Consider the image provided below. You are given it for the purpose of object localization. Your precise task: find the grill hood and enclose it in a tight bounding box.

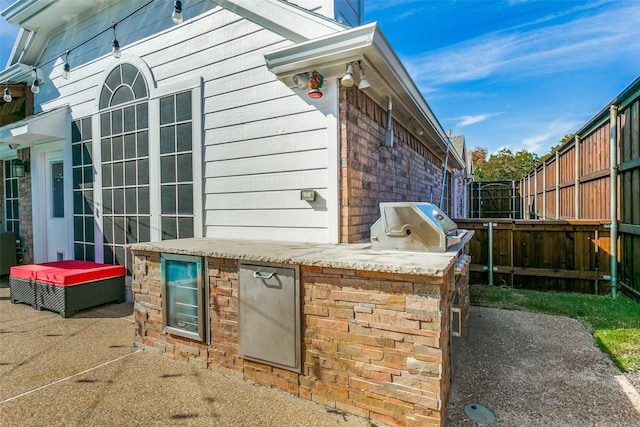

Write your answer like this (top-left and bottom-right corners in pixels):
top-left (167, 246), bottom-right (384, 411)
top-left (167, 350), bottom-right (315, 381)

top-left (370, 202), bottom-right (467, 252)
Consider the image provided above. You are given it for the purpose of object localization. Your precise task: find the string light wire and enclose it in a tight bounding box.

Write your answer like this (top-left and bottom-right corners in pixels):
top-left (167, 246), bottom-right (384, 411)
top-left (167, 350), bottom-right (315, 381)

top-left (1, 0), bottom-right (156, 88)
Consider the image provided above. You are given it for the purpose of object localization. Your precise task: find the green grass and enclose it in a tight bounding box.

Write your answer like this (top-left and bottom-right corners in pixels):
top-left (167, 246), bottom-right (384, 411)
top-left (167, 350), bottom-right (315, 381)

top-left (469, 284), bottom-right (640, 372)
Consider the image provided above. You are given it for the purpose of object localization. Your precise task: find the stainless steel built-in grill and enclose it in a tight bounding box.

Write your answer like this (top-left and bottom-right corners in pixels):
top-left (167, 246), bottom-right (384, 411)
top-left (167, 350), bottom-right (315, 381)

top-left (370, 202), bottom-right (467, 252)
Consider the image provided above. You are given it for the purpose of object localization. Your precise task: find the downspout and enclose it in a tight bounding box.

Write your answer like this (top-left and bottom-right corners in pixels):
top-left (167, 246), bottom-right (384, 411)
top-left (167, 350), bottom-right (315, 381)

top-left (453, 169), bottom-right (465, 218)
top-left (439, 130), bottom-right (452, 209)
top-left (384, 97), bottom-right (394, 147)
top-left (608, 105), bottom-right (618, 298)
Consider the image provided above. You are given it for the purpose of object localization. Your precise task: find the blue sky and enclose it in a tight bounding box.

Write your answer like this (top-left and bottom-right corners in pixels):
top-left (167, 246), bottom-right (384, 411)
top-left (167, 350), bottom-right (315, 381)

top-left (1, 0), bottom-right (639, 156)
top-left (364, 0), bottom-right (640, 155)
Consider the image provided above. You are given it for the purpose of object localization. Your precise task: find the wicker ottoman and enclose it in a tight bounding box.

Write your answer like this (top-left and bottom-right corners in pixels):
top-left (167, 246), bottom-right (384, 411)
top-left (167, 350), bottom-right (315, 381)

top-left (9, 264), bottom-right (56, 308)
top-left (10, 261), bottom-right (125, 317)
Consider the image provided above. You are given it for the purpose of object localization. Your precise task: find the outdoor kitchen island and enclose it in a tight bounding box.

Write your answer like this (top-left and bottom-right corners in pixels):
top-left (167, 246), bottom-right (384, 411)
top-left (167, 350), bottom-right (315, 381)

top-left (128, 235), bottom-right (472, 427)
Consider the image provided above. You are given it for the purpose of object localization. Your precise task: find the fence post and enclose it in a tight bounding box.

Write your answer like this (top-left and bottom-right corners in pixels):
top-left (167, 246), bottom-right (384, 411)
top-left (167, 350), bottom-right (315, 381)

top-left (484, 222), bottom-right (496, 285)
top-left (574, 134), bottom-right (580, 219)
top-left (542, 162), bottom-right (547, 219)
top-left (608, 105), bottom-right (618, 298)
top-left (556, 150), bottom-right (560, 219)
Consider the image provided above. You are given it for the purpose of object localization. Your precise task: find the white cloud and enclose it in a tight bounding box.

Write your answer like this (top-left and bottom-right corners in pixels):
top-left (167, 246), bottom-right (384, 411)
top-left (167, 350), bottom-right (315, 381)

top-left (510, 119), bottom-right (582, 155)
top-left (406, 2), bottom-right (640, 85)
top-left (455, 113), bottom-right (502, 128)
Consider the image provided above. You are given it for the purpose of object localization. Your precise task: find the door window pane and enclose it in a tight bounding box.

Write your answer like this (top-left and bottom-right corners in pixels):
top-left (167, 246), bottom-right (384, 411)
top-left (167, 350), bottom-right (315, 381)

top-left (52, 161), bottom-right (64, 218)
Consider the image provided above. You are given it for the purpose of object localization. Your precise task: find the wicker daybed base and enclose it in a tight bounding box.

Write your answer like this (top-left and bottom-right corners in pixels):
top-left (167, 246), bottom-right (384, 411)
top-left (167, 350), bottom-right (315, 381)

top-left (9, 277), bottom-right (37, 308)
top-left (36, 276), bottom-right (125, 318)
top-left (9, 261), bottom-right (125, 318)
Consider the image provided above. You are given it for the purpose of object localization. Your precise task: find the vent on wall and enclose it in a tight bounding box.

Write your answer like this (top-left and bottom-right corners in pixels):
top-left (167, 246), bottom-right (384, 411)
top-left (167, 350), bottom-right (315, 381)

top-left (0, 232), bottom-right (17, 275)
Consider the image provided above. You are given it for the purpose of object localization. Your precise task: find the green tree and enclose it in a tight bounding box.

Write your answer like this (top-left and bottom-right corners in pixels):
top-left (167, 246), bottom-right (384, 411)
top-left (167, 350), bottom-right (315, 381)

top-left (473, 148), bottom-right (539, 181)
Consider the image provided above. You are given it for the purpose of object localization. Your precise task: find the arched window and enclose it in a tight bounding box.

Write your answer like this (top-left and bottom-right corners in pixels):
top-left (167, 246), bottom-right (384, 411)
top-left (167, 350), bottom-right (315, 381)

top-left (99, 64), bottom-right (149, 273)
top-left (99, 63), bottom-right (148, 109)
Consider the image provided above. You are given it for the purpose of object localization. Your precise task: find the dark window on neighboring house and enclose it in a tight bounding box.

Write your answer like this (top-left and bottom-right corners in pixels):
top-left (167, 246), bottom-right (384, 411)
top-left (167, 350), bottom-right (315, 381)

top-left (3, 161), bottom-right (19, 237)
top-left (72, 117), bottom-right (95, 261)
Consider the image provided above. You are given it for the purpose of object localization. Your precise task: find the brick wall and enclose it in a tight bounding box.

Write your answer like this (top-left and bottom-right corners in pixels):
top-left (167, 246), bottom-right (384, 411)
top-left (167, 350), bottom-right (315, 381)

top-left (17, 148), bottom-right (33, 265)
top-left (340, 87), bottom-right (444, 243)
top-left (132, 250), bottom-right (462, 427)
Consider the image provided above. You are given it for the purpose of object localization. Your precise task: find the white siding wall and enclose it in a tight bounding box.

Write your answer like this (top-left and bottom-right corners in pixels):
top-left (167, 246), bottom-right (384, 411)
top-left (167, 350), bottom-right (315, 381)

top-left (36, 1), bottom-right (339, 244)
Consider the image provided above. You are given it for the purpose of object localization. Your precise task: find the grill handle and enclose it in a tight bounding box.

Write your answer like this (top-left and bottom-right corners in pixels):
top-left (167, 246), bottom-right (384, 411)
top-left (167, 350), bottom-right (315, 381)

top-left (385, 224), bottom-right (412, 237)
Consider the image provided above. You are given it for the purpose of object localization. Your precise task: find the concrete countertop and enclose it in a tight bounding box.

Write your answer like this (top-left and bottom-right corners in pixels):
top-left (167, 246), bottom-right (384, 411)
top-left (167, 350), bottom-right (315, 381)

top-left (128, 232), bottom-right (473, 277)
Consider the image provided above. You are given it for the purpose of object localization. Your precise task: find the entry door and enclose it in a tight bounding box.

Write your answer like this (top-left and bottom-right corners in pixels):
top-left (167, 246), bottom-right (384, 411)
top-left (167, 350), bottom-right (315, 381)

top-left (45, 152), bottom-right (68, 261)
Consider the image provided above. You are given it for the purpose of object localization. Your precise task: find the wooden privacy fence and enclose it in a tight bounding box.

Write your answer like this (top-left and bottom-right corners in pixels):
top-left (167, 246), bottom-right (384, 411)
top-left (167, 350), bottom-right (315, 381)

top-left (518, 76), bottom-right (640, 296)
top-left (455, 219), bottom-right (612, 294)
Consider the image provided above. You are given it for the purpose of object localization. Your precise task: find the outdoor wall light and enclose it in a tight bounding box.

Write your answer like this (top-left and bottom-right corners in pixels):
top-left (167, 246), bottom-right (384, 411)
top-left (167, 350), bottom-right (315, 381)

top-left (172, 1), bottom-right (183, 24)
top-left (340, 63), bottom-right (355, 88)
top-left (12, 159), bottom-right (29, 178)
top-left (3, 84), bottom-right (10, 103)
top-left (112, 23), bottom-right (121, 58)
top-left (292, 73), bottom-right (308, 89)
top-left (307, 70), bottom-right (324, 99)
top-left (358, 62), bottom-right (370, 90)
top-left (63, 50), bottom-right (71, 79)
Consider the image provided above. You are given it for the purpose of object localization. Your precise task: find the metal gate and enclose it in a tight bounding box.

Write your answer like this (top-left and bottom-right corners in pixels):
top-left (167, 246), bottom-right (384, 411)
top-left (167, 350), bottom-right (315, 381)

top-left (469, 181), bottom-right (522, 219)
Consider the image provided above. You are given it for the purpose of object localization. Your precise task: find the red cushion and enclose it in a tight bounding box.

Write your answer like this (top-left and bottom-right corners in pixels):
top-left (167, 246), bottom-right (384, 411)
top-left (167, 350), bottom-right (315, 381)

top-left (10, 264), bottom-right (55, 280)
top-left (11, 261), bottom-right (125, 286)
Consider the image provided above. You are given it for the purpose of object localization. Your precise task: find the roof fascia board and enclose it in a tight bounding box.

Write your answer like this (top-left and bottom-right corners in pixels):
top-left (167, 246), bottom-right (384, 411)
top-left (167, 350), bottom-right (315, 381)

top-left (210, 0), bottom-right (346, 42)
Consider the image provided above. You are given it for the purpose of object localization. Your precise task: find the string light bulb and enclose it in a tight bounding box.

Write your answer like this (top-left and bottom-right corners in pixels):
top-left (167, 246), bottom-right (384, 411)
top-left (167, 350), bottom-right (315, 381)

top-left (111, 23), bottom-right (121, 58)
top-left (31, 69), bottom-right (40, 94)
top-left (63, 50), bottom-right (71, 79)
top-left (172, 1), bottom-right (183, 24)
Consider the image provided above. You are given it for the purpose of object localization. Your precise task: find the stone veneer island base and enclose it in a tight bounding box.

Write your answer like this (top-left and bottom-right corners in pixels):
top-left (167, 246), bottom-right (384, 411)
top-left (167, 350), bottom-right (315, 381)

top-left (129, 237), bottom-right (471, 427)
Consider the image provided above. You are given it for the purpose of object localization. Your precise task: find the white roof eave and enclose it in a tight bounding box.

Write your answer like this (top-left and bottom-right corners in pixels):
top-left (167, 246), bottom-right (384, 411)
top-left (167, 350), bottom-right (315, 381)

top-left (264, 23), bottom-right (464, 170)
top-left (0, 105), bottom-right (69, 147)
top-left (0, 63), bottom-right (35, 84)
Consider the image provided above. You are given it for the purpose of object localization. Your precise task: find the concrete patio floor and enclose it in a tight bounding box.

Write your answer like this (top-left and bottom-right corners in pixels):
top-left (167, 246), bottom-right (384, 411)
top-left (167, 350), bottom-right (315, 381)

top-left (0, 283), bottom-right (369, 427)
top-left (2, 280), bottom-right (639, 426)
